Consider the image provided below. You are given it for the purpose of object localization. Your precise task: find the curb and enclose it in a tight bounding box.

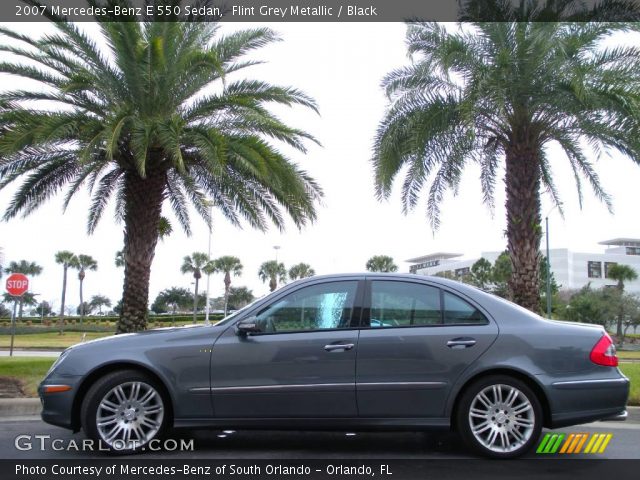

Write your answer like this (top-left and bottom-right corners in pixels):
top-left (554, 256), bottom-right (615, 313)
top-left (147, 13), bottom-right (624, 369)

top-left (0, 398), bottom-right (41, 417)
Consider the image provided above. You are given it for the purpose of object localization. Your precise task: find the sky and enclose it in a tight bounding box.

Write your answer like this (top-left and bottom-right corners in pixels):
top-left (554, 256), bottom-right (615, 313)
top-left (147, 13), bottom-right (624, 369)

top-left (1, 22), bottom-right (640, 312)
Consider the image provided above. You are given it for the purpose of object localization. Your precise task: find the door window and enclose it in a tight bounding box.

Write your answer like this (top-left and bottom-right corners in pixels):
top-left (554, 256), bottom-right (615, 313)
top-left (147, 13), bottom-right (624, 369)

top-left (255, 281), bottom-right (358, 333)
top-left (443, 291), bottom-right (488, 325)
top-left (370, 281), bottom-right (441, 327)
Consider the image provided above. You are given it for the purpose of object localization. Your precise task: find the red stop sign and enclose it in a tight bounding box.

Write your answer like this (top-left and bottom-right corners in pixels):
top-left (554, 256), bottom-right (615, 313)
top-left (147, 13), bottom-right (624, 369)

top-left (5, 273), bottom-right (29, 297)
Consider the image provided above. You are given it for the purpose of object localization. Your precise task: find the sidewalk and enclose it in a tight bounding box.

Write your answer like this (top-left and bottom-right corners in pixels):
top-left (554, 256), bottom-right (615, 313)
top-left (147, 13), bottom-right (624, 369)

top-left (0, 349), bottom-right (62, 357)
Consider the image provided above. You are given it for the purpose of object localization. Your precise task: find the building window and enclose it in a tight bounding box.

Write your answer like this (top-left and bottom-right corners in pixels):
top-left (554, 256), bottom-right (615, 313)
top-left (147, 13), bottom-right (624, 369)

top-left (626, 247), bottom-right (640, 256)
top-left (588, 261), bottom-right (602, 279)
top-left (455, 267), bottom-right (470, 278)
top-left (605, 262), bottom-right (617, 279)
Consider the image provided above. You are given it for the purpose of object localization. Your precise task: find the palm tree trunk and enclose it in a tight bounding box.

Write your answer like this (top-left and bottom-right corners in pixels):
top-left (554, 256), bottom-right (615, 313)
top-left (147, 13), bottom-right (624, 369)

top-left (58, 266), bottom-right (67, 335)
top-left (79, 277), bottom-right (84, 327)
top-left (270, 276), bottom-right (276, 292)
top-left (118, 169), bottom-right (166, 333)
top-left (193, 278), bottom-right (199, 324)
top-left (224, 272), bottom-right (231, 316)
top-left (505, 144), bottom-right (542, 313)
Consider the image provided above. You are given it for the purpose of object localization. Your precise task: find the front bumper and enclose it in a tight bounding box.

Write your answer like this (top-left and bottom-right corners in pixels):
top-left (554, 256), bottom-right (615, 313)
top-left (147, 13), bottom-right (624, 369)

top-left (38, 376), bottom-right (82, 430)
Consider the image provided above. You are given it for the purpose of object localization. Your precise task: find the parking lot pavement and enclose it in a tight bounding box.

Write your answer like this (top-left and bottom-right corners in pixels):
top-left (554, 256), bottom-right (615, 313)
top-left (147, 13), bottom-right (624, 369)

top-left (0, 419), bottom-right (638, 460)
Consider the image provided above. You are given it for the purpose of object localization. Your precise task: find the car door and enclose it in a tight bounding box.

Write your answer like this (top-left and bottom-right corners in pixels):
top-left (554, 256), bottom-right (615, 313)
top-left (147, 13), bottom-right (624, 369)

top-left (356, 279), bottom-right (498, 418)
top-left (210, 278), bottom-right (363, 418)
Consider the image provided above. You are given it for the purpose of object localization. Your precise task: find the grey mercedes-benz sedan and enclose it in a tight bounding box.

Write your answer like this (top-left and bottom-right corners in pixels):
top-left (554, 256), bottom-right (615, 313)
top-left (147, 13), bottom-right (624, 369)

top-left (39, 273), bottom-right (629, 458)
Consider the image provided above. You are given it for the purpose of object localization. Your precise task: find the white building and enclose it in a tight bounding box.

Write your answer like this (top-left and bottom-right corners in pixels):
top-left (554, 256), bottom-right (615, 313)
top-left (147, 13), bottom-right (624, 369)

top-left (406, 238), bottom-right (640, 294)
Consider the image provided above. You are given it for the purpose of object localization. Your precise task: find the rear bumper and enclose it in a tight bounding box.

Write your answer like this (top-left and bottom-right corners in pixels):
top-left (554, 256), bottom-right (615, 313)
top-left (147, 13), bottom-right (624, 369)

top-left (542, 374), bottom-right (630, 428)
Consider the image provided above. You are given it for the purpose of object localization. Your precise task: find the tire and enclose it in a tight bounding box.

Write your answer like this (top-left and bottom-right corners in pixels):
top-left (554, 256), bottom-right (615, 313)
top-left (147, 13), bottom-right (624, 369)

top-left (81, 369), bottom-right (168, 454)
top-left (456, 375), bottom-right (542, 459)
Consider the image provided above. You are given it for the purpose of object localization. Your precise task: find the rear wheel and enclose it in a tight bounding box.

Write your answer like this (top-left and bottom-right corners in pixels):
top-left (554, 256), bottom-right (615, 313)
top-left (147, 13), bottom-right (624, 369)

top-left (81, 370), bottom-right (167, 454)
top-left (456, 375), bottom-right (542, 458)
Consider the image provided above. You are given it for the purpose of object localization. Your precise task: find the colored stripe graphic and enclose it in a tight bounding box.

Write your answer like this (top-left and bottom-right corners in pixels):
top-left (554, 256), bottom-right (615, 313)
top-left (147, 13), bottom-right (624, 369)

top-left (537, 433), bottom-right (566, 453)
top-left (537, 433), bottom-right (612, 454)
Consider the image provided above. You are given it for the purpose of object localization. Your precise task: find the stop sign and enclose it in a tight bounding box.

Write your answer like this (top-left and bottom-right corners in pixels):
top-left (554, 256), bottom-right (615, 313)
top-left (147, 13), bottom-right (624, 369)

top-left (5, 273), bottom-right (29, 297)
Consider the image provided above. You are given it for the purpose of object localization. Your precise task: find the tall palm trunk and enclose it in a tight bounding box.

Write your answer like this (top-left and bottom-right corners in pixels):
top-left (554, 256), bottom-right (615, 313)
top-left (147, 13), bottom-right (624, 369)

top-left (616, 281), bottom-right (625, 341)
top-left (193, 276), bottom-right (200, 324)
top-left (58, 266), bottom-right (68, 335)
top-left (118, 168), bottom-right (166, 333)
top-left (505, 143), bottom-right (542, 312)
top-left (269, 276), bottom-right (277, 292)
top-left (78, 269), bottom-right (85, 326)
top-left (224, 271), bottom-right (231, 316)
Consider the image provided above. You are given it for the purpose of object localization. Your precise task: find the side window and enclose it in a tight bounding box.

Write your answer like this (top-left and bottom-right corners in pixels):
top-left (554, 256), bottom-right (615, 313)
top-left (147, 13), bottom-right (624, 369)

top-left (443, 291), bottom-right (488, 325)
top-left (370, 281), bottom-right (441, 327)
top-left (255, 281), bottom-right (358, 333)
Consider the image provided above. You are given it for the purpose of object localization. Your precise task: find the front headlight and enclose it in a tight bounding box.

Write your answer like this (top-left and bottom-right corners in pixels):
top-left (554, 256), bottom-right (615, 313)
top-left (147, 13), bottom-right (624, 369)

top-left (45, 349), bottom-right (71, 378)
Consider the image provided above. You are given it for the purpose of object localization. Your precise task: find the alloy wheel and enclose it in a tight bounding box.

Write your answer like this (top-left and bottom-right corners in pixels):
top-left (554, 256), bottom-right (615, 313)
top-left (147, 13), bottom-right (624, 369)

top-left (467, 383), bottom-right (535, 454)
top-left (96, 381), bottom-right (164, 450)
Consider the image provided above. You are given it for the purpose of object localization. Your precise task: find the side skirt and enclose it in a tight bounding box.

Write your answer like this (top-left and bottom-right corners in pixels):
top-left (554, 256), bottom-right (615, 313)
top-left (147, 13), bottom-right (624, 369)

top-left (172, 417), bottom-right (451, 431)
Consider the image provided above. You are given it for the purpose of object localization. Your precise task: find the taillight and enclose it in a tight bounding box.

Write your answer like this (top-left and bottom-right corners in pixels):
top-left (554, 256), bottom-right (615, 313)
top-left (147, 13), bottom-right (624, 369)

top-left (590, 333), bottom-right (618, 367)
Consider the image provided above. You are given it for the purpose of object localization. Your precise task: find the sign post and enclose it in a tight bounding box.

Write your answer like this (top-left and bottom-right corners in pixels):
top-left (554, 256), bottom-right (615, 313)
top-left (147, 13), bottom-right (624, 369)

top-left (5, 273), bottom-right (29, 357)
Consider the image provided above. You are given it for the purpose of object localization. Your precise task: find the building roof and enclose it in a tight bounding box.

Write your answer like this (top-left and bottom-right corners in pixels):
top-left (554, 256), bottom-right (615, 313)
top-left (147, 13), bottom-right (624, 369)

top-left (598, 238), bottom-right (640, 247)
top-left (405, 253), bottom-right (463, 264)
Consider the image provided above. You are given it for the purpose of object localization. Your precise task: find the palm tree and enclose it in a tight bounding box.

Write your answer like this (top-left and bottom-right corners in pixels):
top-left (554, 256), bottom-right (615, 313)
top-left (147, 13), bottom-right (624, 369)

top-left (89, 294), bottom-right (112, 315)
top-left (288, 263), bottom-right (316, 281)
top-left (366, 255), bottom-right (398, 273)
top-left (4, 260), bottom-right (43, 319)
top-left (258, 261), bottom-right (287, 292)
top-left (181, 252), bottom-right (213, 323)
top-left (54, 251), bottom-right (77, 334)
top-left (608, 264), bottom-right (639, 340)
top-left (0, 5), bottom-right (322, 333)
top-left (71, 254), bottom-right (97, 326)
top-left (373, 21), bottom-right (640, 312)
top-left (211, 256), bottom-right (243, 316)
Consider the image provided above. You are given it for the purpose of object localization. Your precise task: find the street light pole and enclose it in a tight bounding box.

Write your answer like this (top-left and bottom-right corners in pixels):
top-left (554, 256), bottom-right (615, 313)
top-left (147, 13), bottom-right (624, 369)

top-left (274, 245), bottom-right (281, 262)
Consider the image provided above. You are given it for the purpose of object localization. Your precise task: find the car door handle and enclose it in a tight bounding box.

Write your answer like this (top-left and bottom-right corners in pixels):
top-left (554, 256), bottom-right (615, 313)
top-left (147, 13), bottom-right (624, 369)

top-left (324, 343), bottom-right (355, 352)
top-left (446, 338), bottom-right (476, 348)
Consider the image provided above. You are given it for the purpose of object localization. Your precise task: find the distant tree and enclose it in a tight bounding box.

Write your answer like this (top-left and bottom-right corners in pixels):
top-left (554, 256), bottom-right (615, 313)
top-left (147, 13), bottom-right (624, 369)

top-left (72, 254), bottom-right (98, 325)
top-left (4, 260), bottom-right (43, 320)
top-left (0, 303), bottom-right (10, 317)
top-left (288, 263), bottom-right (316, 281)
top-left (562, 285), bottom-right (622, 330)
top-left (210, 256), bottom-right (243, 316)
top-left (607, 264), bottom-right (639, 342)
top-left (36, 301), bottom-right (52, 318)
top-left (113, 299), bottom-right (123, 315)
top-left (469, 258), bottom-right (493, 290)
top-left (114, 250), bottom-right (124, 268)
top-left (181, 253), bottom-right (213, 323)
top-left (55, 251), bottom-right (77, 335)
top-left (90, 295), bottom-right (112, 315)
top-left (226, 286), bottom-right (255, 310)
top-left (366, 255), bottom-right (398, 273)
top-left (152, 287), bottom-right (194, 316)
top-left (76, 302), bottom-right (93, 316)
top-left (259, 261), bottom-right (287, 292)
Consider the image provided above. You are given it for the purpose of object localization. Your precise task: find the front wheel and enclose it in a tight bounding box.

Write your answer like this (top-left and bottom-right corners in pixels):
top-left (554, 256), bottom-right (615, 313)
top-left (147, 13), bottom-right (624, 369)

top-left (456, 375), bottom-right (542, 458)
top-left (81, 370), bottom-right (168, 454)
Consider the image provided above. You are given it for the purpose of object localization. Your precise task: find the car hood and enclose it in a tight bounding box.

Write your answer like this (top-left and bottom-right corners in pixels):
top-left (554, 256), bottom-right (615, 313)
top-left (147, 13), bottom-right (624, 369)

top-left (67, 324), bottom-right (218, 350)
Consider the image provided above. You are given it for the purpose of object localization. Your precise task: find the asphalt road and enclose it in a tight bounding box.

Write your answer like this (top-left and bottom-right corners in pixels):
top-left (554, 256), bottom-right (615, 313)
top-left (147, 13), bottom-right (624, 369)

top-left (0, 418), bottom-right (637, 459)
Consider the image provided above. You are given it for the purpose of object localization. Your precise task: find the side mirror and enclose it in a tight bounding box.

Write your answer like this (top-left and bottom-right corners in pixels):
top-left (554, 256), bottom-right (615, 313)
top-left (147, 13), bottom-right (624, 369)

top-left (236, 317), bottom-right (261, 336)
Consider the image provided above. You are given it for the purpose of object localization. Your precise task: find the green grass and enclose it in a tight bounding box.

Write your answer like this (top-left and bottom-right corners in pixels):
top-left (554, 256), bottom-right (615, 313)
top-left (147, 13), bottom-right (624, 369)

top-left (620, 363), bottom-right (640, 406)
top-left (0, 357), bottom-right (56, 396)
top-left (0, 332), bottom-right (113, 349)
top-left (1, 357), bottom-right (639, 405)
